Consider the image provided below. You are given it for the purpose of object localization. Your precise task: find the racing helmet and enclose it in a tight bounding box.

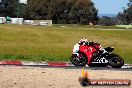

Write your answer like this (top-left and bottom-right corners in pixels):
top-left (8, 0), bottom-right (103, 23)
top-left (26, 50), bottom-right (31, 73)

top-left (78, 38), bottom-right (88, 45)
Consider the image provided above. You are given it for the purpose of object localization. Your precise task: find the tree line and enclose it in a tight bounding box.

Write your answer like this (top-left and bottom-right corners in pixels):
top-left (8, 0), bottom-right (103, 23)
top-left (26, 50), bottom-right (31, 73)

top-left (0, 0), bottom-right (98, 24)
top-left (0, 0), bottom-right (131, 25)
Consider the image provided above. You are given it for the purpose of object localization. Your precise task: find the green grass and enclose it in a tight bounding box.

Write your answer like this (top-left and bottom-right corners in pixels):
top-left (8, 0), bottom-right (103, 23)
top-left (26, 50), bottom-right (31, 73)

top-left (0, 24), bottom-right (132, 63)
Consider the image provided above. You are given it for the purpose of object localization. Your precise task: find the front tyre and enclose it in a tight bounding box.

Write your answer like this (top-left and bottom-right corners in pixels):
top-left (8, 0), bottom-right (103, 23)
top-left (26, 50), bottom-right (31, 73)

top-left (70, 54), bottom-right (87, 66)
top-left (108, 54), bottom-right (124, 68)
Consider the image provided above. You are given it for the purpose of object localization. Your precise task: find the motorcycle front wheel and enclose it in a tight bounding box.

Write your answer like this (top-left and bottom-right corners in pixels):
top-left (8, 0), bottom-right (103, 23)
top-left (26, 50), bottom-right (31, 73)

top-left (70, 53), bottom-right (87, 66)
top-left (108, 53), bottom-right (124, 68)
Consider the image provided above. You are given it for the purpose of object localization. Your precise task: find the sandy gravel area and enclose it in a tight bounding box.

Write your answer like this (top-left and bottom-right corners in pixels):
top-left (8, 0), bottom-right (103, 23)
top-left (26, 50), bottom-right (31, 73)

top-left (0, 66), bottom-right (131, 88)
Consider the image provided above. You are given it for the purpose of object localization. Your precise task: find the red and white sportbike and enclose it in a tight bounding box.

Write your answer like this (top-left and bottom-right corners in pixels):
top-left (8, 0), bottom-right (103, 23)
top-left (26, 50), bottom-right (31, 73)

top-left (70, 42), bottom-right (124, 68)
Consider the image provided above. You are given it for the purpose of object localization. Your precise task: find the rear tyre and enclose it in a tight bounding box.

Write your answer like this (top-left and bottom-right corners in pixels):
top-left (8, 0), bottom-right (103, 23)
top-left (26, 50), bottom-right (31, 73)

top-left (108, 54), bottom-right (124, 68)
top-left (70, 53), bottom-right (87, 66)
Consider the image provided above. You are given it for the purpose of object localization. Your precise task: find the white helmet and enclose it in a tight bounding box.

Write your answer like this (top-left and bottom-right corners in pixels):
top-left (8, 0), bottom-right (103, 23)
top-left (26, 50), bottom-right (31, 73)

top-left (78, 38), bottom-right (88, 45)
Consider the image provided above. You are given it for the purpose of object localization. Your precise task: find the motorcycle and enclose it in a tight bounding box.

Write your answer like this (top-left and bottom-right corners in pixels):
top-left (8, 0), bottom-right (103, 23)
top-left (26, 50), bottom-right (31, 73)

top-left (70, 42), bottom-right (124, 68)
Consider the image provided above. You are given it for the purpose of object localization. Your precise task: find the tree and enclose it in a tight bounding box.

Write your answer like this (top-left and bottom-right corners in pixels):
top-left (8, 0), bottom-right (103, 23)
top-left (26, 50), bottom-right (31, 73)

top-left (69, 0), bottom-right (98, 24)
top-left (117, 0), bottom-right (132, 24)
top-left (0, 0), bottom-right (27, 17)
top-left (0, 0), bottom-right (17, 17)
top-left (22, 0), bottom-right (49, 20)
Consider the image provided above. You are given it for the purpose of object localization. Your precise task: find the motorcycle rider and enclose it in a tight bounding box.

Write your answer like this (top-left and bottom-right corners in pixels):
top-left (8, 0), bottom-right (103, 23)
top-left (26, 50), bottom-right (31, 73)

top-left (72, 38), bottom-right (88, 56)
top-left (72, 38), bottom-right (107, 57)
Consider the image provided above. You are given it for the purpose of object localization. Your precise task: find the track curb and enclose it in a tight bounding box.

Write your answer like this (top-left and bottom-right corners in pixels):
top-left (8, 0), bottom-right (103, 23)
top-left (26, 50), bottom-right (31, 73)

top-left (0, 60), bottom-right (72, 66)
top-left (0, 60), bottom-right (132, 68)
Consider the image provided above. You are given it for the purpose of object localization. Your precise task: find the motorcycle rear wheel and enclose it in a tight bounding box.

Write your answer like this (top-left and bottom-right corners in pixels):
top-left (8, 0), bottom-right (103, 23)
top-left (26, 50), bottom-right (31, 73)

top-left (108, 53), bottom-right (124, 68)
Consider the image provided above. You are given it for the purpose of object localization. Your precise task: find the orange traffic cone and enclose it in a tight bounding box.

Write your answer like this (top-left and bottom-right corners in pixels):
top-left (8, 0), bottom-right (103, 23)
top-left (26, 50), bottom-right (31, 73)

top-left (81, 67), bottom-right (88, 77)
top-left (79, 67), bottom-right (91, 86)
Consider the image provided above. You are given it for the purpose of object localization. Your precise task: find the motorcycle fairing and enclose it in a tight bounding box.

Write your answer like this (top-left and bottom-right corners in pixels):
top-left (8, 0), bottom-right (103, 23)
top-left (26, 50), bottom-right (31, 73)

top-left (79, 45), bottom-right (97, 64)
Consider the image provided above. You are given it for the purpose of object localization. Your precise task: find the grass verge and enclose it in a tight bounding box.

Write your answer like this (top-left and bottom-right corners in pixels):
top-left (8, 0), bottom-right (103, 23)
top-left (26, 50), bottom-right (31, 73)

top-left (0, 24), bottom-right (132, 64)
